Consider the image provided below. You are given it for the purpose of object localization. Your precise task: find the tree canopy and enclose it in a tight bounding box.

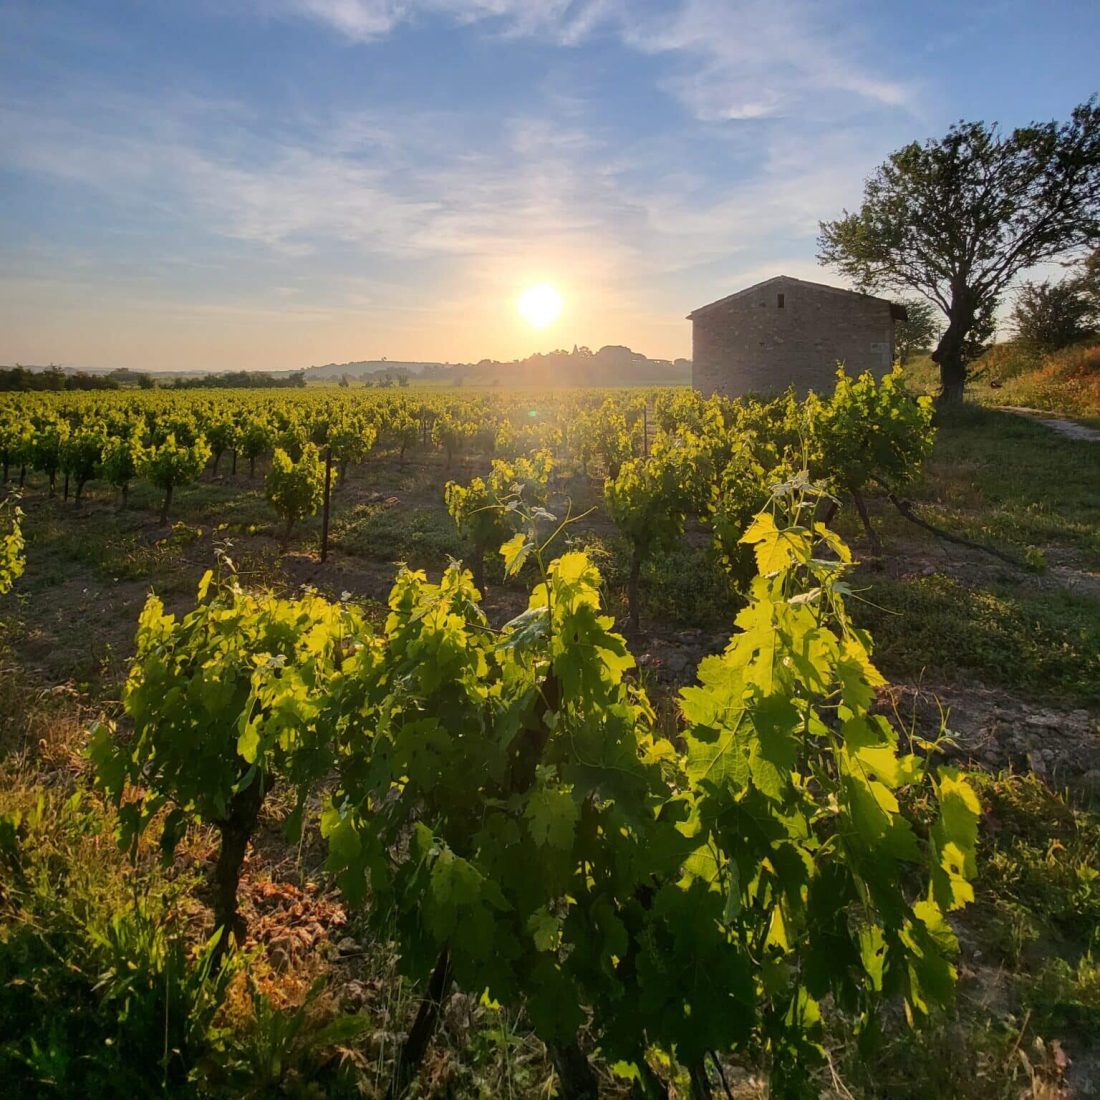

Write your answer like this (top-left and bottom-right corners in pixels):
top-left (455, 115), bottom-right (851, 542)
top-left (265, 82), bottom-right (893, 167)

top-left (819, 99), bottom-right (1100, 401)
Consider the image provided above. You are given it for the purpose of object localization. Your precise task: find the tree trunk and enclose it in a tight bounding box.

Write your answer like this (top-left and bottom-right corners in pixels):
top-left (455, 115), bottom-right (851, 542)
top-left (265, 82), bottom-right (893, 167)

top-left (48, 471), bottom-right (56, 498)
top-left (687, 1060), bottom-right (711, 1099)
top-left (281, 514), bottom-right (294, 552)
top-left (231, 449), bottom-right (238, 475)
top-left (63, 473), bottom-right (69, 501)
top-left (386, 947), bottom-right (453, 1100)
top-left (850, 487), bottom-right (882, 556)
top-left (75, 479), bottom-right (86, 504)
top-left (2, 459), bottom-right (7, 483)
top-left (19, 465), bottom-right (26, 488)
top-left (249, 455), bottom-right (256, 479)
top-left (548, 1041), bottom-right (599, 1100)
top-left (211, 772), bottom-right (269, 965)
top-left (121, 483), bottom-right (129, 509)
top-left (212, 450), bottom-right (221, 477)
top-left (931, 290), bottom-right (975, 405)
top-left (627, 545), bottom-right (642, 637)
top-left (160, 483), bottom-right (173, 524)
top-left (935, 344), bottom-right (967, 405)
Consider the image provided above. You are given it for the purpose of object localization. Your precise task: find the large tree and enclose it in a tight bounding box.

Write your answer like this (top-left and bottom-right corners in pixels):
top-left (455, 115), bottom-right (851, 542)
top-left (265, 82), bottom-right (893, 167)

top-left (819, 99), bottom-right (1100, 402)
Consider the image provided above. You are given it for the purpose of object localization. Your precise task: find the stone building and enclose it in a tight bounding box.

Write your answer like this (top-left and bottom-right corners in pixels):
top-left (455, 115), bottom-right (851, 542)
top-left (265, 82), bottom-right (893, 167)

top-left (689, 275), bottom-right (906, 397)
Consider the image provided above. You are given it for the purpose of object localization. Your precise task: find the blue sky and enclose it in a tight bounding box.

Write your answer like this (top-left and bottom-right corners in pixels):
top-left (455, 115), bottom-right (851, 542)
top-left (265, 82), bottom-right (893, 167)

top-left (2, 0), bottom-right (1098, 371)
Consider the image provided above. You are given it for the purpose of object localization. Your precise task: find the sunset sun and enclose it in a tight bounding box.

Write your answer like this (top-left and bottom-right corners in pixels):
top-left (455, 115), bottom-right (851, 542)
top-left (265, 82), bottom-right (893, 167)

top-left (517, 283), bottom-right (563, 329)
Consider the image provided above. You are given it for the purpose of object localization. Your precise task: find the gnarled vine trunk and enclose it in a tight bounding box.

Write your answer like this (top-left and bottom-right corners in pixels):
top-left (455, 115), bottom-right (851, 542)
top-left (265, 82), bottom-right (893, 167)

top-left (386, 947), bottom-right (453, 1100)
top-left (548, 1042), bottom-right (599, 1100)
top-left (627, 544), bottom-right (642, 637)
top-left (211, 771), bottom-right (270, 964)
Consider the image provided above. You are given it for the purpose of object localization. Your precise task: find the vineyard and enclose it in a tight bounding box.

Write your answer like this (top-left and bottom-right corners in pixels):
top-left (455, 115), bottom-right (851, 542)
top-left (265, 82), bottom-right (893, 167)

top-left (1, 376), bottom-right (1098, 1098)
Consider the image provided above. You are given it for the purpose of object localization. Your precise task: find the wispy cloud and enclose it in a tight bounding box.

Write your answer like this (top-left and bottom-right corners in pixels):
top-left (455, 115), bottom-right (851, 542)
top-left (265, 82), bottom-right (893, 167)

top-left (262, 0), bottom-right (913, 120)
top-left (254, 0), bottom-right (595, 42)
top-left (620, 0), bottom-right (910, 120)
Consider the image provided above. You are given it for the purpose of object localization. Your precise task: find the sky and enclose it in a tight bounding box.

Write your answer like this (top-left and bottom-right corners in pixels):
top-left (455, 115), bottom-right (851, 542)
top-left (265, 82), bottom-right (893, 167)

top-left (2, 0), bottom-right (1098, 372)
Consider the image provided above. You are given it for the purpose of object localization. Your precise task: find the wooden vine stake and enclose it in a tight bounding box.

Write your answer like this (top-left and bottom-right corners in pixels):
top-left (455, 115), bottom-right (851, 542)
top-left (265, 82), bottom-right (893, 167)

top-left (320, 446), bottom-right (333, 562)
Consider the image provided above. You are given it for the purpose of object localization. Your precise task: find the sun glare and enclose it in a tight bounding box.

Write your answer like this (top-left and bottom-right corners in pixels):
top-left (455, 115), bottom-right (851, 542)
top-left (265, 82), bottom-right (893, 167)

top-left (517, 283), bottom-right (563, 329)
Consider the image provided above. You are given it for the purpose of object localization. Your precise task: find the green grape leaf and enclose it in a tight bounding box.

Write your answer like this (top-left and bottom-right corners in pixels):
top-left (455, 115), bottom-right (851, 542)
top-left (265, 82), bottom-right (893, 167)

top-left (527, 908), bottom-right (562, 952)
top-left (525, 786), bottom-right (579, 850)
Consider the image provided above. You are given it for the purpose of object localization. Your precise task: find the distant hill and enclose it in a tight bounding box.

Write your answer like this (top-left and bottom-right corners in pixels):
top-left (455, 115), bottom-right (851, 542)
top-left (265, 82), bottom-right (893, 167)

top-left (6, 346), bottom-right (692, 388)
top-left (306, 346), bottom-right (691, 387)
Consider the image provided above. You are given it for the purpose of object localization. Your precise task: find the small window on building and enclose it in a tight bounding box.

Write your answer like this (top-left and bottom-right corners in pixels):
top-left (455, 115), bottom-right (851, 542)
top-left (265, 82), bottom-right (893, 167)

top-left (777, 293), bottom-right (785, 309)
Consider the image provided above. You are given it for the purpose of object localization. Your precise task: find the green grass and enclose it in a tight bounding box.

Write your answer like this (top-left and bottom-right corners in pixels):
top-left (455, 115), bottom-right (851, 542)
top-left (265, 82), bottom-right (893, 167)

top-left (894, 405), bottom-right (1100, 562)
top-left (852, 573), bottom-right (1100, 704)
top-left (972, 773), bottom-right (1100, 966)
top-left (331, 498), bottom-right (465, 565)
top-left (837, 403), bottom-right (1100, 704)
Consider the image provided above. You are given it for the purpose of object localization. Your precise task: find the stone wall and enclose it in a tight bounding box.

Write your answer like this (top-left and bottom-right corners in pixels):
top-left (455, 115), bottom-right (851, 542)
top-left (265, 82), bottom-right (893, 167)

top-left (691, 280), bottom-right (896, 397)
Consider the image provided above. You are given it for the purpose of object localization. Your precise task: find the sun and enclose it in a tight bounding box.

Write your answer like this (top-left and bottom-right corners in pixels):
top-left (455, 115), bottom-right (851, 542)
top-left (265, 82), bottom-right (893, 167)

top-left (517, 283), bottom-right (563, 329)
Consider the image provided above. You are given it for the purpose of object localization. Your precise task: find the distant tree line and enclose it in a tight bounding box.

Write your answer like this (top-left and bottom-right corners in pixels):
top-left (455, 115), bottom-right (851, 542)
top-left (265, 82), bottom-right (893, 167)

top-left (170, 370), bottom-right (307, 389)
top-left (0, 366), bottom-right (144, 392)
top-left (342, 369), bottom-right (409, 388)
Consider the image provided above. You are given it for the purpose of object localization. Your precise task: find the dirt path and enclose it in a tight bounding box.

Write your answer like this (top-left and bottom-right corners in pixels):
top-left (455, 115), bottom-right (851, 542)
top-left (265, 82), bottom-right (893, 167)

top-left (994, 405), bottom-right (1100, 442)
